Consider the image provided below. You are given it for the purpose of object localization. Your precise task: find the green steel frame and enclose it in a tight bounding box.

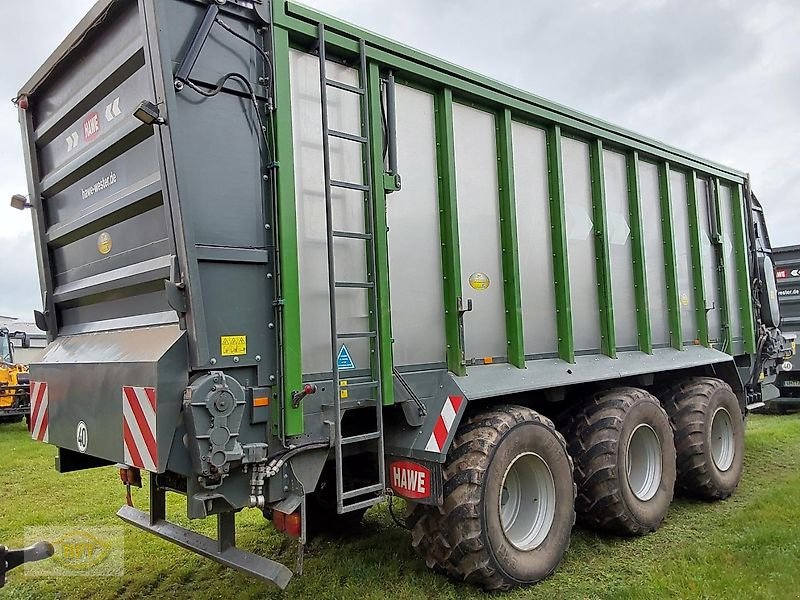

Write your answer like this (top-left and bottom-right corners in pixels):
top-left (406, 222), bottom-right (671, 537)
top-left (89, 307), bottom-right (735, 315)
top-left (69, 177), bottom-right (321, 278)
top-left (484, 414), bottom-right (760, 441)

top-left (496, 108), bottom-right (525, 368)
top-left (366, 62), bottom-right (395, 405)
top-left (712, 178), bottom-right (734, 353)
top-left (658, 162), bottom-right (683, 350)
top-left (268, 2), bottom-right (756, 429)
top-left (272, 27), bottom-right (304, 436)
top-left (731, 185), bottom-right (757, 354)
top-left (686, 170), bottom-right (710, 347)
top-left (626, 152), bottom-right (653, 354)
top-left (546, 126), bottom-right (575, 364)
top-left (434, 89), bottom-right (465, 376)
top-left (589, 140), bottom-right (616, 358)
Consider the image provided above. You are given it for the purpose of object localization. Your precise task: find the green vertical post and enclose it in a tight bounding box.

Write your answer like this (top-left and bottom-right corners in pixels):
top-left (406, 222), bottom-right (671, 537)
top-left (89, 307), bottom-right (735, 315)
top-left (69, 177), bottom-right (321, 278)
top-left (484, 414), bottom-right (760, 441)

top-left (366, 62), bottom-right (394, 405)
top-left (589, 140), bottom-right (616, 358)
top-left (545, 125), bottom-right (574, 364)
top-left (731, 184), bottom-right (757, 353)
top-left (626, 151), bottom-right (652, 354)
top-left (434, 88), bottom-right (465, 376)
top-left (496, 108), bottom-right (525, 368)
top-left (712, 178), bottom-right (733, 353)
top-left (272, 27), bottom-right (304, 435)
top-left (658, 162), bottom-right (683, 350)
top-left (686, 170), bottom-right (710, 347)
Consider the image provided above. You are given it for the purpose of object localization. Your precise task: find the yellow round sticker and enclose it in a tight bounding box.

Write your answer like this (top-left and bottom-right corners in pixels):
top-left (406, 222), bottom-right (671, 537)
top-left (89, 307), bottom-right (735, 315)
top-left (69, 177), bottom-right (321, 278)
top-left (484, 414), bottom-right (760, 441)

top-left (97, 232), bottom-right (112, 255)
top-left (469, 272), bottom-right (490, 291)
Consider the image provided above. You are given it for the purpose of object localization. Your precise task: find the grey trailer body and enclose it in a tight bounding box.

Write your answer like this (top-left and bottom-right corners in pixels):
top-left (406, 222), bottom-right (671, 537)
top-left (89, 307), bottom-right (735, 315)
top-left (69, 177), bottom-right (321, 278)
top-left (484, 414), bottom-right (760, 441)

top-left (17, 0), bottom-right (790, 591)
top-left (772, 245), bottom-right (800, 408)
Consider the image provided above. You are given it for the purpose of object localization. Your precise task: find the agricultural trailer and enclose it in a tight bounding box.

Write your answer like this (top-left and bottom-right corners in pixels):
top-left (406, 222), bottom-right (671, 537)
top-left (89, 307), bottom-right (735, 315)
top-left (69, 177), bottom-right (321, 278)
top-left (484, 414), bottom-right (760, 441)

top-left (15, 0), bottom-right (791, 591)
top-left (769, 245), bottom-right (800, 411)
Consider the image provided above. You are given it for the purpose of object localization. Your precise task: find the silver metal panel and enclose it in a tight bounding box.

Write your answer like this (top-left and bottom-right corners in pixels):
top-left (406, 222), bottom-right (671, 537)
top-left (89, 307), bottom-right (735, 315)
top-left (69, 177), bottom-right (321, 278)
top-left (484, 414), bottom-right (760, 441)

top-left (639, 161), bottom-right (670, 345)
top-left (290, 50), bottom-right (369, 374)
top-left (603, 149), bottom-right (637, 348)
top-left (387, 85), bottom-right (446, 366)
top-left (562, 137), bottom-right (600, 352)
top-left (669, 170), bottom-right (697, 342)
top-left (696, 178), bottom-right (722, 342)
top-left (512, 122), bottom-right (558, 355)
top-left (719, 184), bottom-right (743, 341)
top-left (453, 103), bottom-right (506, 360)
top-left (456, 346), bottom-right (734, 400)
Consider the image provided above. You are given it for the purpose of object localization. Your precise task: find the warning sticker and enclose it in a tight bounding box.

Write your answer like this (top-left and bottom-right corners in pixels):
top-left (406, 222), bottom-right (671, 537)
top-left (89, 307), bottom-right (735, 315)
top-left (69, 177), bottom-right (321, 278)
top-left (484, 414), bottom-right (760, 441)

top-left (221, 335), bottom-right (247, 357)
top-left (337, 345), bottom-right (356, 370)
top-left (469, 272), bottom-right (491, 291)
top-left (680, 293), bottom-right (690, 308)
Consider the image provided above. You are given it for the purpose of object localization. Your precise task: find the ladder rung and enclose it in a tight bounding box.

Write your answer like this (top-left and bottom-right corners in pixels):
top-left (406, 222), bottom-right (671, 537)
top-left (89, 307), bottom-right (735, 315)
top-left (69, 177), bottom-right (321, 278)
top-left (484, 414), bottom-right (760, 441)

top-left (329, 129), bottom-right (368, 144)
top-left (331, 180), bottom-right (370, 192)
top-left (335, 281), bottom-right (375, 289)
top-left (341, 380), bottom-right (378, 389)
top-left (341, 483), bottom-right (385, 501)
top-left (338, 331), bottom-right (377, 340)
top-left (341, 431), bottom-right (381, 445)
top-left (332, 230), bottom-right (373, 240)
top-left (340, 496), bottom-right (383, 514)
top-left (325, 78), bottom-right (366, 95)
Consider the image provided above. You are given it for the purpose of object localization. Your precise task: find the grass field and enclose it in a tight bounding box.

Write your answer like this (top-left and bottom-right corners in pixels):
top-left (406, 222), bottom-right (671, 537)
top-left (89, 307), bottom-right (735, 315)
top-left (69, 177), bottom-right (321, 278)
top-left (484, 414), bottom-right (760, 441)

top-left (1, 414), bottom-right (799, 599)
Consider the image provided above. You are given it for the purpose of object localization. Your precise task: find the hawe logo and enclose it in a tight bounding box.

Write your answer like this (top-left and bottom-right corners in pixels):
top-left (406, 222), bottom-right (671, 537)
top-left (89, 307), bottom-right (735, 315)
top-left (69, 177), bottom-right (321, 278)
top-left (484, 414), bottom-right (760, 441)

top-left (83, 111), bottom-right (101, 142)
top-left (389, 460), bottom-right (431, 500)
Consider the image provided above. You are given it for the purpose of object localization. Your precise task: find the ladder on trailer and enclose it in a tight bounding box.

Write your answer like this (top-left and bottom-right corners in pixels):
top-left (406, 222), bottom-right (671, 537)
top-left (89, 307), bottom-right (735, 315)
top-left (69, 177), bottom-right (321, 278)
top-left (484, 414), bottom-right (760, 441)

top-left (317, 24), bottom-right (386, 514)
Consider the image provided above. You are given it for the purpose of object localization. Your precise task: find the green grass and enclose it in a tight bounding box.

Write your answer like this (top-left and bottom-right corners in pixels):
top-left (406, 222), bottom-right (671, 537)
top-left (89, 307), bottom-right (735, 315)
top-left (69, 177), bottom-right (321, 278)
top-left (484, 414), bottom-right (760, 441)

top-left (1, 414), bottom-right (799, 599)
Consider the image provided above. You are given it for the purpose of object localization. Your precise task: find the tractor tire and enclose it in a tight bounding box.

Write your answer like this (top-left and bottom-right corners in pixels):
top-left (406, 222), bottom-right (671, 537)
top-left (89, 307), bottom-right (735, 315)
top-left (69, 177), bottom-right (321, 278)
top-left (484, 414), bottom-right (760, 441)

top-left (410, 405), bottom-right (575, 591)
top-left (566, 387), bottom-right (676, 536)
top-left (662, 377), bottom-right (744, 500)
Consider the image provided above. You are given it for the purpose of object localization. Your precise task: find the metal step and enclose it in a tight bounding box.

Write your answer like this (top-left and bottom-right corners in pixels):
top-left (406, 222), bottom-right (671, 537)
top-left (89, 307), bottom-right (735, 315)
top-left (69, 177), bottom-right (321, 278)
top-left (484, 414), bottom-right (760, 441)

top-left (332, 230), bottom-right (372, 240)
top-left (329, 129), bottom-right (368, 144)
top-left (335, 281), bottom-right (374, 289)
top-left (331, 179), bottom-right (370, 192)
top-left (340, 496), bottom-right (384, 514)
top-left (341, 483), bottom-right (385, 501)
top-left (747, 401), bottom-right (766, 411)
top-left (337, 331), bottom-right (377, 340)
top-left (341, 431), bottom-right (382, 445)
top-left (325, 78), bottom-right (365, 95)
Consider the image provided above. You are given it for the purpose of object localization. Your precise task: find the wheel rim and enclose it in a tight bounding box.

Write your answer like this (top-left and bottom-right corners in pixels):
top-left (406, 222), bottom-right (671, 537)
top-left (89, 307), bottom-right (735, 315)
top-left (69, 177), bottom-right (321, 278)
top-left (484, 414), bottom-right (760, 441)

top-left (499, 452), bottom-right (556, 551)
top-left (710, 407), bottom-right (735, 472)
top-left (626, 424), bottom-right (662, 502)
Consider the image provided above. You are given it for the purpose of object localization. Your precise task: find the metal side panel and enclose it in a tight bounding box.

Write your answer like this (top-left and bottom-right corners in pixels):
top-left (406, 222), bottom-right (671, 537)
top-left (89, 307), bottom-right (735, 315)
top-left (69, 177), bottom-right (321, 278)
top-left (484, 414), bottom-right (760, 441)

top-left (670, 169), bottom-right (698, 343)
top-left (562, 137), bottom-right (601, 353)
top-left (456, 346), bottom-right (735, 400)
top-left (697, 178), bottom-right (722, 343)
top-left (290, 49), bottom-right (370, 375)
top-left (30, 325), bottom-right (188, 471)
top-left (511, 121), bottom-right (558, 356)
top-left (387, 85), bottom-right (446, 367)
top-left (719, 184), bottom-right (743, 342)
top-left (640, 161), bottom-right (670, 346)
top-left (603, 148), bottom-right (637, 349)
top-left (452, 103), bottom-right (506, 361)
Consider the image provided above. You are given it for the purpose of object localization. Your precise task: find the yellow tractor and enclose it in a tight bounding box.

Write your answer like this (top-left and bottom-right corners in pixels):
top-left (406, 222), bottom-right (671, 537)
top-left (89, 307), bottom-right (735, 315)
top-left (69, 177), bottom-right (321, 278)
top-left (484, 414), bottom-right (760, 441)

top-left (0, 328), bottom-right (30, 426)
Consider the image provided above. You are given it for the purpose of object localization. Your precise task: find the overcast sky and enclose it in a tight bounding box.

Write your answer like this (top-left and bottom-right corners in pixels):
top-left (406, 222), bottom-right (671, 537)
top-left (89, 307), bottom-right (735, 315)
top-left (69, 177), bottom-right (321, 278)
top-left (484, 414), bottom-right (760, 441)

top-left (1, 0), bottom-right (798, 318)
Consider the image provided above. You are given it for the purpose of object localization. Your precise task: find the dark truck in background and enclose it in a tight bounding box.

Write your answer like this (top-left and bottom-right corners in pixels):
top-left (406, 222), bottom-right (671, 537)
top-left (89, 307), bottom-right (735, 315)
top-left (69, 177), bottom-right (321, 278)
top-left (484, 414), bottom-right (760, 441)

top-left (771, 245), bottom-right (800, 411)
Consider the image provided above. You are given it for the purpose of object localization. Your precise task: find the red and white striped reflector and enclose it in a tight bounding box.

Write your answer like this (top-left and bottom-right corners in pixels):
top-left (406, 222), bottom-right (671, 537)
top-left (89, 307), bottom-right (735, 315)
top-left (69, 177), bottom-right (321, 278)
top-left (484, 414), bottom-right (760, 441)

top-left (424, 395), bottom-right (464, 453)
top-left (29, 381), bottom-right (49, 443)
top-left (122, 386), bottom-right (157, 472)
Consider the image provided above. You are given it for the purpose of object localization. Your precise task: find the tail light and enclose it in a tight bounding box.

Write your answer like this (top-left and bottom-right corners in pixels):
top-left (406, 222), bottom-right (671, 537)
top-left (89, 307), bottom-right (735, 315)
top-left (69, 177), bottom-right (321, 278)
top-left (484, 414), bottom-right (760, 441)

top-left (272, 510), bottom-right (301, 538)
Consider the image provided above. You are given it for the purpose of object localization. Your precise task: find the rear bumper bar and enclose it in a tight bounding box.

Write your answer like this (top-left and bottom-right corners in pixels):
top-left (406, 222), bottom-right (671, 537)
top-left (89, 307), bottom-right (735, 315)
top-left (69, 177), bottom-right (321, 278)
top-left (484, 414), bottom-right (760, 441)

top-left (117, 505), bottom-right (292, 589)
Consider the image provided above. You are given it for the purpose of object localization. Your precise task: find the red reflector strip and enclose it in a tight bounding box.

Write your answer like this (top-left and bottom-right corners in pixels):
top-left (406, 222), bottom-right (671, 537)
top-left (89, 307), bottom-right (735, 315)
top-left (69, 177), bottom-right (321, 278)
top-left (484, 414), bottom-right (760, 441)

top-left (122, 386), bottom-right (157, 472)
top-left (29, 381), bottom-right (49, 443)
top-left (424, 395), bottom-right (464, 453)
